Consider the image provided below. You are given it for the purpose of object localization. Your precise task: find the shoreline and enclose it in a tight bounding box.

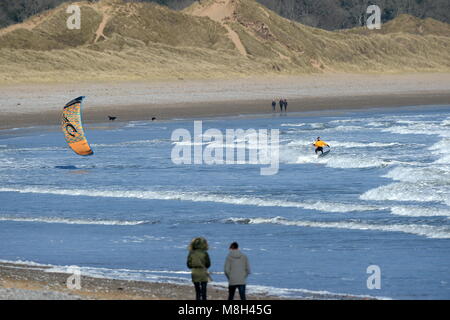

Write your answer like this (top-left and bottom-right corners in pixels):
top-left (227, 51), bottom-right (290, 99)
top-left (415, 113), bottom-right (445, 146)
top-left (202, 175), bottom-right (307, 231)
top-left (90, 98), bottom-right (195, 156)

top-left (1, 73), bottom-right (449, 130)
top-left (0, 261), bottom-right (374, 300)
top-left (0, 261), bottom-right (272, 300)
top-left (1, 92), bottom-right (450, 131)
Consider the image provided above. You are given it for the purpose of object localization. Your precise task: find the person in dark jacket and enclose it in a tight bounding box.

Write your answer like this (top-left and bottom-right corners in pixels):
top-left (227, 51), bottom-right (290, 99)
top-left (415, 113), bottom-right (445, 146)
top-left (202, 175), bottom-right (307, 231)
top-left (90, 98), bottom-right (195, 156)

top-left (187, 237), bottom-right (211, 300)
top-left (271, 100), bottom-right (276, 112)
top-left (283, 99), bottom-right (288, 112)
top-left (279, 99), bottom-right (284, 112)
top-left (224, 242), bottom-right (251, 300)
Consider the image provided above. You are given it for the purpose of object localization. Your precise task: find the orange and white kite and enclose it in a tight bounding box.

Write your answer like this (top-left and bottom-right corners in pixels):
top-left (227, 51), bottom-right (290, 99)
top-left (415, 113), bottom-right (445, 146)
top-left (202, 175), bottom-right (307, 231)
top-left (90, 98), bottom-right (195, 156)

top-left (62, 96), bottom-right (94, 156)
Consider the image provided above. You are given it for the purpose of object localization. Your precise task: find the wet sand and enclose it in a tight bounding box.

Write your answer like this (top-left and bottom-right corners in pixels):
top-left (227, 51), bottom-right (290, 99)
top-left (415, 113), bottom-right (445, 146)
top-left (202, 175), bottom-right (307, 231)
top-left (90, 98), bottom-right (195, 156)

top-left (1, 73), bottom-right (449, 130)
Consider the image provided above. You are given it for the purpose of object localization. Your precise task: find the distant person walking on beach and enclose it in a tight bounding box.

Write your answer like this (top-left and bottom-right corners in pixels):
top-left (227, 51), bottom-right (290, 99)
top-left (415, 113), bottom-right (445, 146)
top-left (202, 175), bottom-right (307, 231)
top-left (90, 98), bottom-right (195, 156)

top-left (224, 242), bottom-right (251, 300)
top-left (279, 99), bottom-right (284, 112)
top-left (283, 99), bottom-right (288, 112)
top-left (271, 100), bottom-right (276, 112)
top-left (187, 237), bottom-right (211, 300)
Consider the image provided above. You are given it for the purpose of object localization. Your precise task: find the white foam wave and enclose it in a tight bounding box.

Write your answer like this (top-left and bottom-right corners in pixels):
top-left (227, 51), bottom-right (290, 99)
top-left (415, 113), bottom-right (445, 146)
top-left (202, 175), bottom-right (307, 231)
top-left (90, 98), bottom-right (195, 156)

top-left (293, 153), bottom-right (391, 169)
top-left (325, 156), bottom-right (391, 169)
top-left (367, 121), bottom-right (389, 128)
top-left (382, 121), bottom-right (449, 137)
top-left (0, 216), bottom-right (149, 226)
top-left (287, 140), bottom-right (401, 149)
top-left (429, 138), bottom-right (450, 155)
top-left (360, 182), bottom-right (449, 204)
top-left (390, 206), bottom-right (450, 217)
top-left (434, 155), bottom-right (450, 164)
top-left (214, 282), bottom-right (389, 300)
top-left (384, 166), bottom-right (450, 184)
top-left (0, 146), bottom-right (65, 153)
top-left (92, 139), bottom-right (168, 148)
top-left (0, 259), bottom-right (54, 268)
top-left (0, 186), bottom-right (379, 213)
top-left (331, 125), bottom-right (366, 132)
top-left (281, 123), bottom-right (308, 127)
top-left (227, 217), bottom-right (450, 239)
top-left (283, 121), bottom-right (368, 132)
top-left (329, 119), bottom-right (360, 124)
top-left (172, 141), bottom-right (205, 146)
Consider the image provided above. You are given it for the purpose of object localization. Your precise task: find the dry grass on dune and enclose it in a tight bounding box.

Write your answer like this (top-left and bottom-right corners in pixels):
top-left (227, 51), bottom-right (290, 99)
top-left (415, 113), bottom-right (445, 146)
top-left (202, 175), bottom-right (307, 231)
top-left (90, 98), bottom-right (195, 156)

top-left (0, 0), bottom-right (449, 84)
top-left (0, 44), bottom-right (273, 84)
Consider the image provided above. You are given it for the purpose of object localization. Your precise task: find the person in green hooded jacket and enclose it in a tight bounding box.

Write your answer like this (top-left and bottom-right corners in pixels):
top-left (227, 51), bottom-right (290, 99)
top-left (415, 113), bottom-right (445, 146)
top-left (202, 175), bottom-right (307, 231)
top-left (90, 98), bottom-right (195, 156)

top-left (187, 237), bottom-right (211, 300)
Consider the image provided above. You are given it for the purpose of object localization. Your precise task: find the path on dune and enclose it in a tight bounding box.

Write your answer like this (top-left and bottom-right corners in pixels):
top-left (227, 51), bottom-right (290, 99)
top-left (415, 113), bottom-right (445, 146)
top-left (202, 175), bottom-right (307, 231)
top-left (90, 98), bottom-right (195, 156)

top-left (189, 0), bottom-right (247, 56)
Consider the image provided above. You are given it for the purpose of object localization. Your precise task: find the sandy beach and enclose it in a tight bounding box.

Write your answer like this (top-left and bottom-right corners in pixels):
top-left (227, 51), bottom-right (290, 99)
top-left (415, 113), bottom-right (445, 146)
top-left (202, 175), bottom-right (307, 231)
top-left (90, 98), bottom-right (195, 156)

top-left (1, 73), bottom-right (449, 130)
top-left (0, 261), bottom-right (376, 300)
top-left (0, 261), bottom-right (284, 300)
top-left (0, 261), bottom-right (272, 300)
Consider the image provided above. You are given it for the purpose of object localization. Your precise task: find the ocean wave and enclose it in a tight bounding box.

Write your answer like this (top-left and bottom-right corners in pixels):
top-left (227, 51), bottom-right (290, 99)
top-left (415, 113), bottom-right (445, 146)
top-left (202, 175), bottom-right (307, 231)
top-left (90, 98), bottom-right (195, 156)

top-left (92, 139), bottom-right (169, 147)
top-left (325, 156), bottom-right (391, 169)
top-left (329, 119), bottom-right (361, 124)
top-left (360, 182), bottom-right (449, 204)
top-left (0, 216), bottom-right (150, 226)
top-left (381, 121), bottom-right (449, 137)
top-left (281, 123), bottom-right (314, 128)
top-left (0, 186), bottom-right (380, 213)
top-left (115, 235), bottom-right (168, 243)
top-left (124, 121), bottom-right (164, 128)
top-left (434, 155), bottom-right (450, 164)
top-left (429, 138), bottom-right (450, 154)
top-left (213, 282), bottom-right (390, 300)
top-left (287, 140), bottom-right (402, 149)
top-left (390, 206), bottom-right (450, 217)
top-left (384, 166), bottom-right (450, 184)
top-left (442, 118), bottom-right (450, 126)
top-left (0, 146), bottom-right (66, 153)
top-left (225, 217), bottom-right (450, 239)
top-left (367, 121), bottom-right (391, 128)
top-left (0, 140), bottom-right (168, 153)
top-left (331, 125), bottom-right (366, 132)
top-left (292, 153), bottom-right (391, 169)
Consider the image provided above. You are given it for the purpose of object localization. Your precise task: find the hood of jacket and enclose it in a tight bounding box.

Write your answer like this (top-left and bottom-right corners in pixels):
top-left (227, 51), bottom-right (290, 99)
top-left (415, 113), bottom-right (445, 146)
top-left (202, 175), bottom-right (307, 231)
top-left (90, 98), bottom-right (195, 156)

top-left (188, 237), bottom-right (208, 251)
top-left (229, 249), bottom-right (243, 259)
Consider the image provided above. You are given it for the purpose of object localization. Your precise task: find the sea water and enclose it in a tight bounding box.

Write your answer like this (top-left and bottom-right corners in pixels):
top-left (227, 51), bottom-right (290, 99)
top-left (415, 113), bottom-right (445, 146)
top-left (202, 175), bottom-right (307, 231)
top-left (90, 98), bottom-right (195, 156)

top-left (0, 105), bottom-right (449, 299)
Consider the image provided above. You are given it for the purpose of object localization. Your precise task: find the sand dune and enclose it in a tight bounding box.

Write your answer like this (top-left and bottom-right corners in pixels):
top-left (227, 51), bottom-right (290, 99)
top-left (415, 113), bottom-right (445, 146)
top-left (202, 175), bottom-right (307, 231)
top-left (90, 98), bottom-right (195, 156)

top-left (0, 0), bottom-right (449, 84)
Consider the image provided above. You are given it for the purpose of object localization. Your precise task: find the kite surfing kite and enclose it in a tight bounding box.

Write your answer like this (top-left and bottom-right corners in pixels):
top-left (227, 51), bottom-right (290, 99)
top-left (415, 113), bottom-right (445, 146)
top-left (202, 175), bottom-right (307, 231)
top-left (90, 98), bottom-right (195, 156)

top-left (62, 96), bottom-right (94, 156)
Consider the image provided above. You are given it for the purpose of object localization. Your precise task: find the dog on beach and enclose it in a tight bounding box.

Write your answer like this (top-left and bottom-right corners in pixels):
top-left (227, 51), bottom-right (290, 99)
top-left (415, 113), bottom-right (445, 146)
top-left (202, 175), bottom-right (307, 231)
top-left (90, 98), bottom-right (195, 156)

top-left (108, 116), bottom-right (117, 121)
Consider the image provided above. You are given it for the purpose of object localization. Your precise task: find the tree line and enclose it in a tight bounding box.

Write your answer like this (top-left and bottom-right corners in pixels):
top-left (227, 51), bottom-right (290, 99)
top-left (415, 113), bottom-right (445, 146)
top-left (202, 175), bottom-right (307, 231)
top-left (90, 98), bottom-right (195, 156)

top-left (1, 0), bottom-right (449, 29)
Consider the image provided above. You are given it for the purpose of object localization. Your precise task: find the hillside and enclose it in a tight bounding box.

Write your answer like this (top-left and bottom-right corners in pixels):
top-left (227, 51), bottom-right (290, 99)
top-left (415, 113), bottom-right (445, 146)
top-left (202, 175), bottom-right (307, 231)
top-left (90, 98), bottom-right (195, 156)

top-left (0, 0), bottom-right (449, 84)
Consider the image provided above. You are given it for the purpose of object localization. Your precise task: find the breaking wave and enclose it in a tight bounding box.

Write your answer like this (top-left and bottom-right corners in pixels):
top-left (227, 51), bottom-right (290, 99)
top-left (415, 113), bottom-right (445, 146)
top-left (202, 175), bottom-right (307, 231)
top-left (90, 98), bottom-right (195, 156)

top-left (225, 217), bottom-right (450, 239)
top-left (0, 216), bottom-right (150, 226)
top-left (292, 153), bottom-right (392, 169)
top-left (390, 206), bottom-right (450, 217)
top-left (360, 182), bottom-right (449, 204)
top-left (0, 186), bottom-right (380, 213)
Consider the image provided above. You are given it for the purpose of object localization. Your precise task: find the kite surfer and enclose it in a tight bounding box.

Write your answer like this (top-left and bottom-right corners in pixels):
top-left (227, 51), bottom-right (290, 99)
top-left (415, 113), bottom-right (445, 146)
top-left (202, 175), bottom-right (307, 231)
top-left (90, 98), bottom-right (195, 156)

top-left (313, 137), bottom-right (330, 155)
